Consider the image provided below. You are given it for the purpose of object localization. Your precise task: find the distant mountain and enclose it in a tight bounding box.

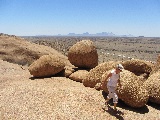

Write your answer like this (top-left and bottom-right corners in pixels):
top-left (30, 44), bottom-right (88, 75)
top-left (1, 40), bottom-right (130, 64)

top-left (34, 32), bottom-right (134, 37)
top-left (67, 32), bottom-right (116, 36)
top-left (67, 32), bottom-right (134, 37)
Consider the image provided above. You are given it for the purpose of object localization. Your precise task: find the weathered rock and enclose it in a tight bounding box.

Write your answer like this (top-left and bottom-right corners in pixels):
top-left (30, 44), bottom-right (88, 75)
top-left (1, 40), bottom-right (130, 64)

top-left (68, 40), bottom-right (98, 69)
top-left (94, 83), bottom-right (102, 91)
top-left (144, 71), bottom-right (160, 104)
top-left (122, 59), bottom-right (153, 79)
top-left (101, 70), bottom-right (149, 108)
top-left (28, 55), bottom-right (65, 77)
top-left (151, 55), bottom-right (160, 75)
top-left (69, 70), bottom-right (89, 82)
top-left (82, 61), bottom-right (119, 88)
top-left (63, 66), bottom-right (75, 77)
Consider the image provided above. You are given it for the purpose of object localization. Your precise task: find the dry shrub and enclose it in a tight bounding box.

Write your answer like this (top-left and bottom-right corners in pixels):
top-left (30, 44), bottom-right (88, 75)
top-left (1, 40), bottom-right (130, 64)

top-left (144, 71), bottom-right (160, 104)
top-left (122, 59), bottom-right (153, 78)
top-left (69, 70), bottom-right (89, 82)
top-left (82, 61), bottom-right (119, 88)
top-left (68, 40), bottom-right (98, 69)
top-left (28, 55), bottom-right (65, 77)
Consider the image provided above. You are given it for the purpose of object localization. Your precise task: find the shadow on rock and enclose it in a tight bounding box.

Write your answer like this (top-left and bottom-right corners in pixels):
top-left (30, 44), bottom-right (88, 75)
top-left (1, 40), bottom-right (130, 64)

top-left (29, 75), bottom-right (55, 80)
top-left (101, 91), bottom-right (149, 114)
top-left (147, 101), bottom-right (160, 110)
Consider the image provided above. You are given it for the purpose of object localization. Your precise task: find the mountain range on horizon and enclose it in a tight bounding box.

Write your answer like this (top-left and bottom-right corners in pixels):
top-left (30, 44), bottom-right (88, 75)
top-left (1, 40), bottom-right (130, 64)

top-left (36, 32), bottom-right (135, 37)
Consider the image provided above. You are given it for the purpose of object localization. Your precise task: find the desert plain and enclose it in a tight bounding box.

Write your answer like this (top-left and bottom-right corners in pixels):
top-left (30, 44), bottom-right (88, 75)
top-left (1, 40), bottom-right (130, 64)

top-left (26, 36), bottom-right (160, 63)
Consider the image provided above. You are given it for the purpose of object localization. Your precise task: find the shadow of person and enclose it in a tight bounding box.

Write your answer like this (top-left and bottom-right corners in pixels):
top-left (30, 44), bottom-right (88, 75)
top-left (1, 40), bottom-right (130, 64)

top-left (147, 101), bottom-right (160, 110)
top-left (102, 104), bottom-right (124, 120)
top-left (102, 90), bottom-right (108, 99)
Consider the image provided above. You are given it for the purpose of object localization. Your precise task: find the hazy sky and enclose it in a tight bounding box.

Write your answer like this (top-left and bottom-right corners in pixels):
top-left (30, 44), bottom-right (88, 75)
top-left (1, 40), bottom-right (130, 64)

top-left (0, 0), bottom-right (160, 37)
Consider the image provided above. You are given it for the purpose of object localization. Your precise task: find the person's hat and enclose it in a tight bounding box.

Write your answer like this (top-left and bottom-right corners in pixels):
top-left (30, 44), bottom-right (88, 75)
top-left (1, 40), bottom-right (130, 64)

top-left (117, 64), bottom-right (124, 71)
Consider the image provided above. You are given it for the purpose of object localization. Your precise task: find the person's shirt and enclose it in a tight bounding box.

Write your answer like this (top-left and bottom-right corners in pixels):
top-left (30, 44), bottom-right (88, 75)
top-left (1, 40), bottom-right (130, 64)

top-left (107, 69), bottom-right (120, 87)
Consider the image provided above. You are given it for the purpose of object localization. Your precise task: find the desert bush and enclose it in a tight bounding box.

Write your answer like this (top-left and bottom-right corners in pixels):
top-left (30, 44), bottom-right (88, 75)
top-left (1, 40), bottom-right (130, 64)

top-left (68, 40), bottom-right (98, 69)
top-left (28, 55), bottom-right (65, 77)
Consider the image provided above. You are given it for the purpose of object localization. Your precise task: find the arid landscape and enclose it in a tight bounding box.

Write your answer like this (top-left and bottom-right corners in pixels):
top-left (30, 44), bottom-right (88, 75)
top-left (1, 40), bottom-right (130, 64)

top-left (0, 33), bottom-right (160, 120)
top-left (25, 36), bottom-right (160, 63)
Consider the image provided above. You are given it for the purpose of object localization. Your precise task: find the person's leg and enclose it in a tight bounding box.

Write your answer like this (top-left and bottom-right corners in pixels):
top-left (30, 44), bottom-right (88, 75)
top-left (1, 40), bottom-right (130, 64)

top-left (105, 86), bottom-right (112, 105)
top-left (114, 103), bottom-right (117, 110)
top-left (105, 97), bottom-right (110, 105)
top-left (112, 88), bottom-right (118, 110)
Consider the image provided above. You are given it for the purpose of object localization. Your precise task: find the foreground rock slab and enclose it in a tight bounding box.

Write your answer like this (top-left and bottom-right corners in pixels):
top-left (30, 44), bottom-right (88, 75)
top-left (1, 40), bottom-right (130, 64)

top-left (0, 58), bottom-right (160, 119)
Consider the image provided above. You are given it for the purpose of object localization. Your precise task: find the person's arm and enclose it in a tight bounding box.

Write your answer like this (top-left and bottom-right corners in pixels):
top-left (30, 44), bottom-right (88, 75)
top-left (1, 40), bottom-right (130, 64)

top-left (118, 74), bottom-right (122, 87)
top-left (101, 73), bottom-right (112, 88)
top-left (118, 79), bottom-right (121, 87)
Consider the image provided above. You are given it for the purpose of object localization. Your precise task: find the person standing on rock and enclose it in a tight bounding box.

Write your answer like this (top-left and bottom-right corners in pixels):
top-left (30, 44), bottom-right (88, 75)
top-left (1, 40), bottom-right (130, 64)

top-left (101, 64), bottom-right (124, 110)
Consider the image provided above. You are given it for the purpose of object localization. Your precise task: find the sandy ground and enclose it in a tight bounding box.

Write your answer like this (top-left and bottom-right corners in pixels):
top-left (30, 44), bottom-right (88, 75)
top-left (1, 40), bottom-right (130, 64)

top-left (0, 60), bottom-right (160, 120)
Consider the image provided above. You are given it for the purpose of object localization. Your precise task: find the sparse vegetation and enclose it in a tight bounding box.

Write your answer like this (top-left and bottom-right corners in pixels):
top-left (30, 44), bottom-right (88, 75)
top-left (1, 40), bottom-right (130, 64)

top-left (25, 36), bottom-right (160, 63)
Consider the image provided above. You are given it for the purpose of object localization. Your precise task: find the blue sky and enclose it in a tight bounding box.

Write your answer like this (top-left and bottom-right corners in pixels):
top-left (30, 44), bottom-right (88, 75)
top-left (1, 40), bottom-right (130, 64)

top-left (0, 0), bottom-right (160, 37)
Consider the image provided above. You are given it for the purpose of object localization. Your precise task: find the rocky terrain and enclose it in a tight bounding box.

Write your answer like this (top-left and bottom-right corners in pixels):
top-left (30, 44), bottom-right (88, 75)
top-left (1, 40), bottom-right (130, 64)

top-left (0, 33), bottom-right (160, 120)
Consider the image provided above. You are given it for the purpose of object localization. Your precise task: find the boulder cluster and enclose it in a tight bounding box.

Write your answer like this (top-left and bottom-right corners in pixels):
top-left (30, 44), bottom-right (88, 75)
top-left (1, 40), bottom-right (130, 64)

top-left (28, 39), bottom-right (160, 108)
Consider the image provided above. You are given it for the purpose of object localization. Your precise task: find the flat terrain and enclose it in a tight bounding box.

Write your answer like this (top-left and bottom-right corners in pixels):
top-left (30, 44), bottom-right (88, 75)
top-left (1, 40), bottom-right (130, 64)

top-left (25, 36), bottom-right (160, 63)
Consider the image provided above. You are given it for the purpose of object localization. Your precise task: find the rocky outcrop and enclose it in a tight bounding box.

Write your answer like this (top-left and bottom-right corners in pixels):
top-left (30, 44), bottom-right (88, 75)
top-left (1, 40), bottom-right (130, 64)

top-left (0, 35), bottom-right (73, 68)
top-left (68, 40), bottom-right (98, 69)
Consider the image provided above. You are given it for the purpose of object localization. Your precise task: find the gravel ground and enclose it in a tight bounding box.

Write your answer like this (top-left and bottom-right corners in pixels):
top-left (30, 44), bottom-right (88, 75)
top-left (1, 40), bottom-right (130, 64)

top-left (0, 60), bottom-right (160, 120)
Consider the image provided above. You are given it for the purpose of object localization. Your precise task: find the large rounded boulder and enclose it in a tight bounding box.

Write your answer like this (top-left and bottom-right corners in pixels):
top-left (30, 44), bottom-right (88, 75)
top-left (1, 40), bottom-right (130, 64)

top-left (101, 70), bottom-right (149, 108)
top-left (122, 59), bottom-right (153, 79)
top-left (68, 40), bottom-right (98, 69)
top-left (82, 61), bottom-right (119, 88)
top-left (144, 71), bottom-right (160, 104)
top-left (28, 55), bottom-right (65, 77)
top-left (151, 55), bottom-right (160, 75)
